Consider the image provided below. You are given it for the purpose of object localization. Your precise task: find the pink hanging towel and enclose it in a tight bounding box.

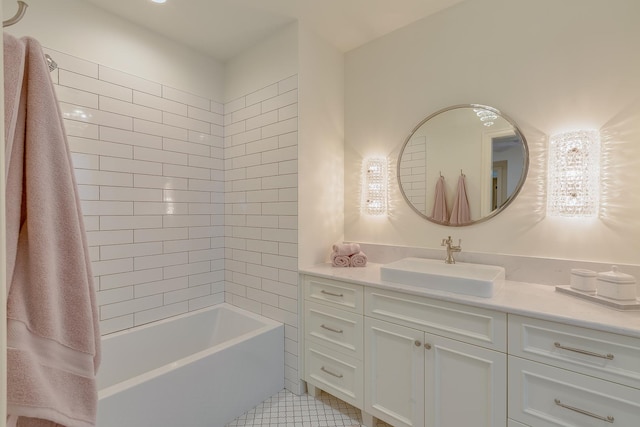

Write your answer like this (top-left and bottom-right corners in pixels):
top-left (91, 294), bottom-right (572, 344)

top-left (5, 34), bottom-right (100, 427)
top-left (449, 174), bottom-right (471, 225)
top-left (429, 175), bottom-right (448, 223)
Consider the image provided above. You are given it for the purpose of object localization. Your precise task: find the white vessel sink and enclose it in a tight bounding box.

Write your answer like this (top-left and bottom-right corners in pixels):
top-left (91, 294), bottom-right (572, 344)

top-left (380, 257), bottom-right (505, 298)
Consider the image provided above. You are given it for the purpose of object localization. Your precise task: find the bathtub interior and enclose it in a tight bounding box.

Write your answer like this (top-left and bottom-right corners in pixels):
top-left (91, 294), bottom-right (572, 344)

top-left (208, 304), bottom-right (270, 345)
top-left (97, 304), bottom-right (275, 390)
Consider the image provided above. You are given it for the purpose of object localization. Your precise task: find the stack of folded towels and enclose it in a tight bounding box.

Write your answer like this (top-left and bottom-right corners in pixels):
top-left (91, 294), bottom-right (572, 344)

top-left (331, 243), bottom-right (368, 267)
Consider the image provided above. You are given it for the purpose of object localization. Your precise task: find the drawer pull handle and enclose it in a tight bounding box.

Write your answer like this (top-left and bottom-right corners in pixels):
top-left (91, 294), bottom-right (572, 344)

top-left (321, 324), bottom-right (343, 334)
top-left (414, 340), bottom-right (422, 347)
top-left (424, 343), bottom-right (432, 350)
top-left (554, 342), bottom-right (614, 360)
top-left (554, 399), bottom-right (614, 423)
top-left (321, 366), bottom-right (343, 378)
top-left (321, 290), bottom-right (344, 298)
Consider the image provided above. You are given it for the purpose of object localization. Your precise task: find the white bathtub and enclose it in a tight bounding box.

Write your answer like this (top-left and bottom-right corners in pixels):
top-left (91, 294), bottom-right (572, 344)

top-left (97, 303), bottom-right (284, 427)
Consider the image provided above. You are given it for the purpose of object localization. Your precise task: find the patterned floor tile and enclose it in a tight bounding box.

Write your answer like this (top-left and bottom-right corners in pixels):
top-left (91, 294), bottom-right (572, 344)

top-left (226, 389), bottom-right (392, 427)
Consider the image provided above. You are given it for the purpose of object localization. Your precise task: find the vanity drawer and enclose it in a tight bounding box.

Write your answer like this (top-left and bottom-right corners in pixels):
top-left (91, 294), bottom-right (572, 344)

top-left (305, 343), bottom-right (363, 408)
top-left (509, 315), bottom-right (640, 389)
top-left (509, 356), bottom-right (640, 427)
top-left (305, 301), bottom-right (363, 359)
top-left (365, 287), bottom-right (507, 351)
top-left (304, 275), bottom-right (364, 313)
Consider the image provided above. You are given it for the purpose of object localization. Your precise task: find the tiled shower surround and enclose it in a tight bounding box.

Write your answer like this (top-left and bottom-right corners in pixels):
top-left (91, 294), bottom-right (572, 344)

top-left (49, 47), bottom-right (300, 390)
top-left (223, 76), bottom-right (299, 391)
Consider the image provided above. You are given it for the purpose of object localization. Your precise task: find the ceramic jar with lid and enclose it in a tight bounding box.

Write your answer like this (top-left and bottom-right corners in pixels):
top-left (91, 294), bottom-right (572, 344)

top-left (570, 268), bottom-right (597, 293)
top-left (597, 266), bottom-right (637, 301)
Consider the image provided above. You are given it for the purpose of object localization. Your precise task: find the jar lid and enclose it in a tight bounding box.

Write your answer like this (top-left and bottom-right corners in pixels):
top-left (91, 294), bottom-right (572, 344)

top-left (571, 268), bottom-right (596, 277)
top-left (597, 265), bottom-right (636, 284)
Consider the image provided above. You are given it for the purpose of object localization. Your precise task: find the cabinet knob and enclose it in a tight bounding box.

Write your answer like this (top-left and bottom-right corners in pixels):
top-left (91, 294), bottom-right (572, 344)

top-left (414, 340), bottom-right (422, 347)
top-left (424, 343), bottom-right (432, 350)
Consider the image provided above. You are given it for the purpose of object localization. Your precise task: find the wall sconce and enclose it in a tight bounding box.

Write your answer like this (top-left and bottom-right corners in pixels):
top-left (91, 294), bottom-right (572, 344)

top-left (547, 130), bottom-right (601, 217)
top-left (362, 158), bottom-right (388, 216)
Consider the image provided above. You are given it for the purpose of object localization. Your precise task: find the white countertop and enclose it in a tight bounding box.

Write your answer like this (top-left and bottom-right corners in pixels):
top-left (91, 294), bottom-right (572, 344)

top-left (300, 263), bottom-right (640, 339)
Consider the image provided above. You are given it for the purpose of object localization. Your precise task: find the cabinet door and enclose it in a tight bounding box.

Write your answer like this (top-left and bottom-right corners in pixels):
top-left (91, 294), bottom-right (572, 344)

top-left (424, 333), bottom-right (507, 427)
top-left (365, 317), bottom-right (425, 427)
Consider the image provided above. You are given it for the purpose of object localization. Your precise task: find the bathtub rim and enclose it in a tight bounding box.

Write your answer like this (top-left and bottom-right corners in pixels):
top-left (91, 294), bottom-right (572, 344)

top-left (98, 303), bottom-right (283, 400)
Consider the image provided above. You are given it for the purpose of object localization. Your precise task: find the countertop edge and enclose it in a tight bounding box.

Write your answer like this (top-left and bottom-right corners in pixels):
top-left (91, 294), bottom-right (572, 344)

top-left (300, 263), bottom-right (640, 339)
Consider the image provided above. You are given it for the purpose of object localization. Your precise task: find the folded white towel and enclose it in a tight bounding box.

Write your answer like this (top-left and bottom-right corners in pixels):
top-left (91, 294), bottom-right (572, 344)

top-left (332, 243), bottom-right (361, 256)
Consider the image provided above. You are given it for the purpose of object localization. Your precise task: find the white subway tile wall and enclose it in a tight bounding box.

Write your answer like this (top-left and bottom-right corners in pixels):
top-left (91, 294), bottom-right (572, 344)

top-left (398, 135), bottom-right (427, 212)
top-left (47, 47), bottom-right (299, 393)
top-left (224, 74), bottom-right (299, 391)
top-left (48, 48), bottom-right (225, 335)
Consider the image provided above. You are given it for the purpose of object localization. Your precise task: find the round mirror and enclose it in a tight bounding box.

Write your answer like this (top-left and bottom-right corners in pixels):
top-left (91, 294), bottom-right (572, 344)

top-left (398, 104), bottom-right (528, 226)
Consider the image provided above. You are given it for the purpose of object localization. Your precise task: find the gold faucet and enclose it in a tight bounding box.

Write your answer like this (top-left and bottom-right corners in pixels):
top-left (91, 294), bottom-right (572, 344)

top-left (441, 236), bottom-right (462, 264)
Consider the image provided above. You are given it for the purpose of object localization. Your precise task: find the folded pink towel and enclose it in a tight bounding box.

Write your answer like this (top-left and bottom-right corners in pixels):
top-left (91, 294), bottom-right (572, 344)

top-left (332, 243), bottom-right (361, 256)
top-left (349, 251), bottom-right (368, 267)
top-left (331, 251), bottom-right (350, 267)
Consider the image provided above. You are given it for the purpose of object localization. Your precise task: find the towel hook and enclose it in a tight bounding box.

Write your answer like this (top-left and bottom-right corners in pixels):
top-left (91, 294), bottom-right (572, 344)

top-left (3, 1), bottom-right (29, 28)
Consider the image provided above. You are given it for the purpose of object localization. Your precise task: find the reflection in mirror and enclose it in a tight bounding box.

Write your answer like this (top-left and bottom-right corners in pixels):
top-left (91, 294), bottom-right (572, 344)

top-left (491, 134), bottom-right (525, 210)
top-left (398, 105), bottom-right (528, 226)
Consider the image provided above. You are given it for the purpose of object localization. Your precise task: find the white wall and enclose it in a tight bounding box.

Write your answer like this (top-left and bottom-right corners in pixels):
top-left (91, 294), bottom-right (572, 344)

top-left (224, 23), bottom-right (299, 103)
top-left (345, 0), bottom-right (640, 265)
top-left (298, 25), bottom-right (345, 269)
top-left (297, 25), bottom-right (345, 395)
top-left (2, 0), bottom-right (223, 101)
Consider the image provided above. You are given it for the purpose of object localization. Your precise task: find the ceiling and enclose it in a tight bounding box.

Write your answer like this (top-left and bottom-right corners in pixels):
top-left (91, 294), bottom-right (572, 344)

top-left (82, 0), bottom-right (465, 62)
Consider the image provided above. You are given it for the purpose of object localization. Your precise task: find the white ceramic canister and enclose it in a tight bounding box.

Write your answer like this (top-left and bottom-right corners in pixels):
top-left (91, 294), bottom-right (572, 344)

top-left (570, 268), bottom-right (597, 293)
top-left (597, 266), bottom-right (637, 301)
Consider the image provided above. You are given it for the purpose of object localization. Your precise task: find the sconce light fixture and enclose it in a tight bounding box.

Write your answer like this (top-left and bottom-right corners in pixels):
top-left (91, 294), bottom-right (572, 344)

top-left (547, 130), bottom-right (601, 217)
top-left (362, 158), bottom-right (388, 216)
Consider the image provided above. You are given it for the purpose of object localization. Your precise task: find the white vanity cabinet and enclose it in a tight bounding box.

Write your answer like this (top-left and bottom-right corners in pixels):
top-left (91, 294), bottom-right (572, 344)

top-left (301, 270), bottom-right (640, 427)
top-left (365, 318), bottom-right (507, 427)
top-left (508, 420), bottom-right (530, 427)
top-left (508, 315), bottom-right (640, 426)
top-left (365, 317), bottom-right (425, 426)
top-left (303, 275), bottom-right (365, 408)
top-left (364, 287), bottom-right (507, 427)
